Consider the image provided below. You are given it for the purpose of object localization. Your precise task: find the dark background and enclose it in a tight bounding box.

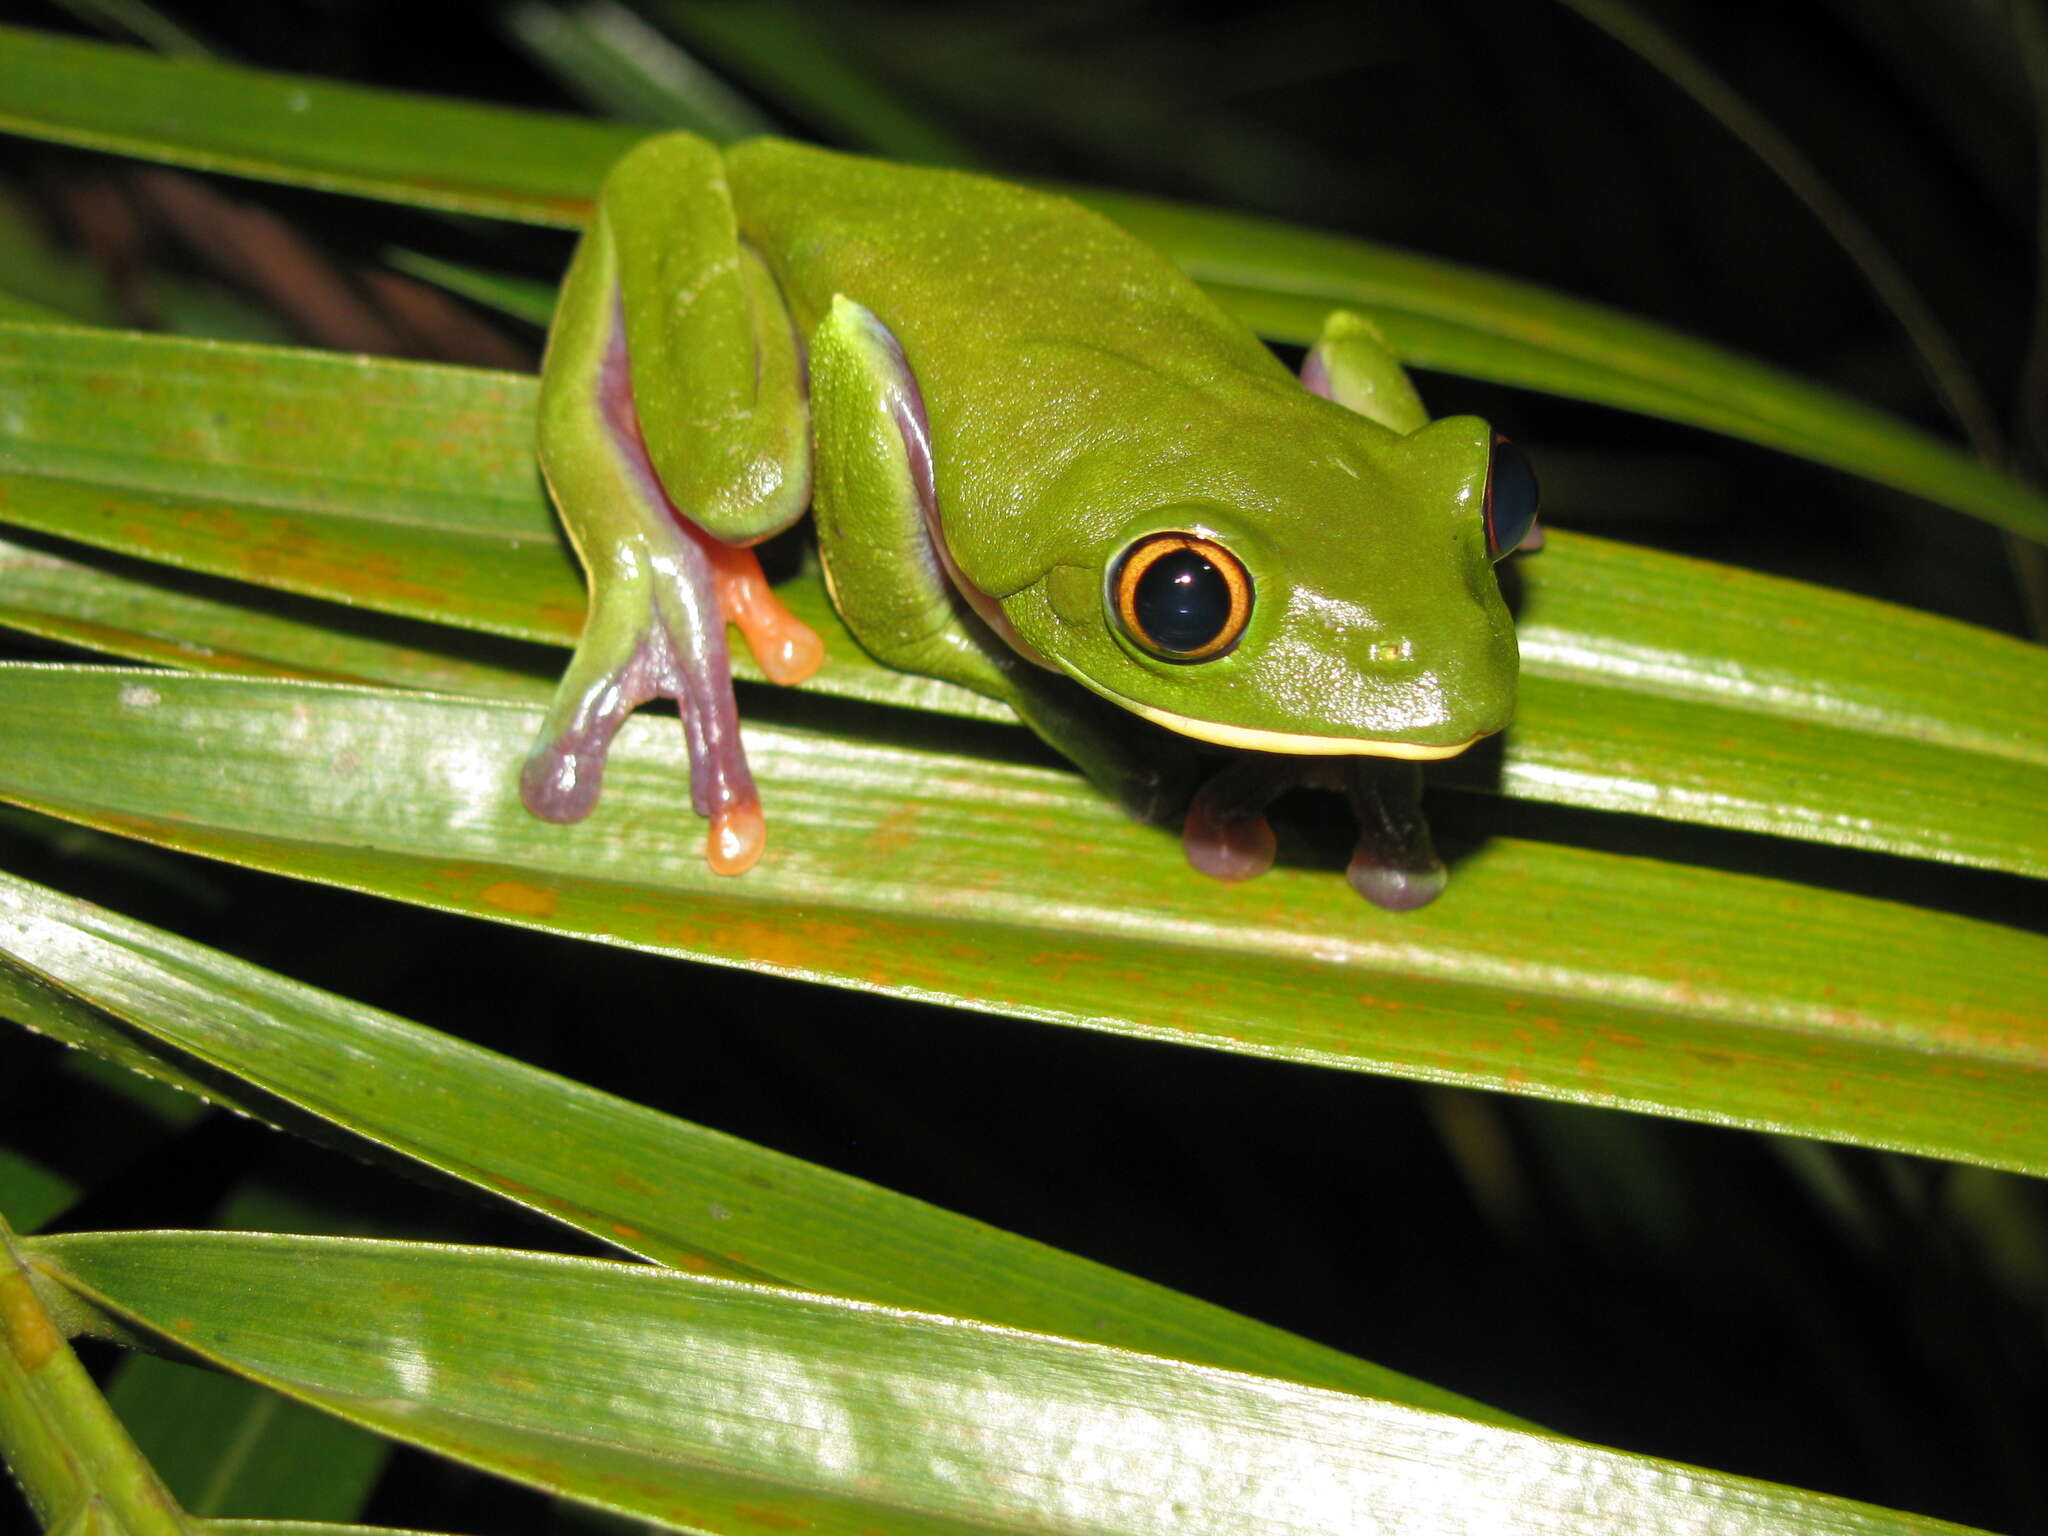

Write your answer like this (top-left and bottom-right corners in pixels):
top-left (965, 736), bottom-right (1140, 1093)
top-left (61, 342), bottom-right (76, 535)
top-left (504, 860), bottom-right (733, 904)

top-left (2, 3), bottom-right (2043, 1533)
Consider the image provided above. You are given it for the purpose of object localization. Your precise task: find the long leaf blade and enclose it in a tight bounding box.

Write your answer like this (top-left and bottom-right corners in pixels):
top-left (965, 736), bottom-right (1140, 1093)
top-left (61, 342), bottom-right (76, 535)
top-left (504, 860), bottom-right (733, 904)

top-left (0, 25), bottom-right (628, 222)
top-left (30, 1230), bottom-right (1998, 1536)
top-left (0, 666), bottom-right (2042, 1174)
top-left (0, 531), bottom-right (552, 698)
top-left (0, 866), bottom-right (1511, 1421)
top-left (0, 27), bottom-right (2038, 537)
top-left (4, 322), bottom-right (2041, 873)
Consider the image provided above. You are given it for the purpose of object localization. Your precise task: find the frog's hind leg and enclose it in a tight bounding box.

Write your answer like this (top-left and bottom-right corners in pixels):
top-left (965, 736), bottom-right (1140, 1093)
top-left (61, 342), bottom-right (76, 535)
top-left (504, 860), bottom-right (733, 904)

top-left (522, 134), bottom-right (818, 873)
top-left (523, 295), bottom-right (766, 871)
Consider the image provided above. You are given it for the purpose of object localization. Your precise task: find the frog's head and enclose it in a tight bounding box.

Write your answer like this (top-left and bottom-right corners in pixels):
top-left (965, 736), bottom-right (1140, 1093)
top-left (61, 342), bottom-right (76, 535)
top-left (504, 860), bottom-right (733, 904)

top-left (1002, 413), bottom-right (1530, 760)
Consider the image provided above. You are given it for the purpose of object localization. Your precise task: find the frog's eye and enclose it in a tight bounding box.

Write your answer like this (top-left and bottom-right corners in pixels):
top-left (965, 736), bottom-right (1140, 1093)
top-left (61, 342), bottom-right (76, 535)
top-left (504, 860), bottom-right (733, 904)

top-left (1110, 532), bottom-right (1253, 662)
top-left (1484, 435), bottom-right (1540, 561)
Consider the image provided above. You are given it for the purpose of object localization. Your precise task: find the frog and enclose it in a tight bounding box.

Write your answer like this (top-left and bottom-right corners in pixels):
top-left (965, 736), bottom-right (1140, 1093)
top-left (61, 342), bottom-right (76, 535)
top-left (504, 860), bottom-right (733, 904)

top-left (519, 132), bottom-right (1538, 911)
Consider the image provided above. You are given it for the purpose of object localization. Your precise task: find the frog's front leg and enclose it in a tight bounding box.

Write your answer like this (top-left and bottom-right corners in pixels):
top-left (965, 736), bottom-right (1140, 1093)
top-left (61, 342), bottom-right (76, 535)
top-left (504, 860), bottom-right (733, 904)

top-left (807, 295), bottom-right (1191, 820)
top-left (522, 134), bottom-right (822, 873)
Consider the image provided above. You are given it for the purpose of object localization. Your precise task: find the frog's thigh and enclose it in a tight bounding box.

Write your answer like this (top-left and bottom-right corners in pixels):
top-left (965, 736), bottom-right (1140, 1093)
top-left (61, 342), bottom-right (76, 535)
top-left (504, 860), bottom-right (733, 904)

top-left (598, 135), bottom-right (824, 682)
top-left (605, 132), bottom-right (810, 542)
top-left (807, 295), bottom-right (1012, 699)
top-left (1300, 310), bottom-right (1428, 434)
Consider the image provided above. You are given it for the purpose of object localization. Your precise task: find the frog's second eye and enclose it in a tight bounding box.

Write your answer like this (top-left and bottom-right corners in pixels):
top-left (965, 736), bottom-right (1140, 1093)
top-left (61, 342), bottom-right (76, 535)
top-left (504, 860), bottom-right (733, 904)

top-left (1484, 436), bottom-right (1540, 560)
top-left (1110, 533), bottom-right (1253, 662)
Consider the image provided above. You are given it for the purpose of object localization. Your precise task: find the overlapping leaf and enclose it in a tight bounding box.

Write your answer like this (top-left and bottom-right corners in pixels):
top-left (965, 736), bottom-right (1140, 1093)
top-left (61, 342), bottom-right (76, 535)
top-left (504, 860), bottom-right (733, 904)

top-left (29, 1229), bottom-right (1999, 1535)
top-left (0, 866), bottom-right (1509, 1420)
top-left (3, 322), bottom-right (2041, 874)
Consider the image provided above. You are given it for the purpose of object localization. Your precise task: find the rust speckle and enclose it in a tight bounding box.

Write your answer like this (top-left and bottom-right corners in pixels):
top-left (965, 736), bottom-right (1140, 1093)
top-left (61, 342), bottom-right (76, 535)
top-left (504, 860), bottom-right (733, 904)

top-left (732, 1504), bottom-right (810, 1530)
top-left (537, 601), bottom-right (584, 637)
top-left (481, 880), bottom-right (558, 917)
top-left (866, 803), bottom-right (921, 858)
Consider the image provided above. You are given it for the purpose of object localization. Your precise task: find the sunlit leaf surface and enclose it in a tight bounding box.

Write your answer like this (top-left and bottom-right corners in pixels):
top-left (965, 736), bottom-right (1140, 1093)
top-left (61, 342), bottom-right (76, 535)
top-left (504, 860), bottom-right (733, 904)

top-left (3, 322), bottom-right (2041, 873)
top-left (0, 867), bottom-right (1509, 1421)
top-left (0, 666), bottom-right (2042, 1174)
top-left (31, 1230), bottom-right (1997, 1536)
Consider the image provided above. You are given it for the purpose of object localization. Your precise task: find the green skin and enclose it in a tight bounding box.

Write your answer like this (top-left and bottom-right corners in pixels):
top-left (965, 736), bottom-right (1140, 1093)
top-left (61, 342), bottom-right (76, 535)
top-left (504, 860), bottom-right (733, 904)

top-left (523, 132), bottom-right (1522, 909)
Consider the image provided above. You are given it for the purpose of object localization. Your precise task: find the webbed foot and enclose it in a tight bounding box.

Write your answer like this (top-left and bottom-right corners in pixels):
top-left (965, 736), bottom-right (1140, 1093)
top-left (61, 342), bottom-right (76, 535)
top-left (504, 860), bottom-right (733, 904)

top-left (519, 522), bottom-right (768, 874)
top-left (1343, 757), bottom-right (1446, 911)
top-left (1180, 755), bottom-right (1290, 883)
top-left (1178, 752), bottom-right (1448, 910)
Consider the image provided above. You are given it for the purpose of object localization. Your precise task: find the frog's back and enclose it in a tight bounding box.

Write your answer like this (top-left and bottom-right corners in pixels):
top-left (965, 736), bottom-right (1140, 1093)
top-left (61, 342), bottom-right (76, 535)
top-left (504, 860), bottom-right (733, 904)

top-left (723, 137), bottom-right (1279, 391)
top-left (722, 137), bottom-right (1312, 594)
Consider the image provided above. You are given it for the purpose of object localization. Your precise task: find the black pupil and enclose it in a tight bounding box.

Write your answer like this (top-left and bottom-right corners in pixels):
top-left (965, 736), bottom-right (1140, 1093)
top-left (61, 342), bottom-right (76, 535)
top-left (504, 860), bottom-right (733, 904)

top-left (1489, 439), bottom-right (1539, 556)
top-left (1133, 548), bottom-right (1230, 654)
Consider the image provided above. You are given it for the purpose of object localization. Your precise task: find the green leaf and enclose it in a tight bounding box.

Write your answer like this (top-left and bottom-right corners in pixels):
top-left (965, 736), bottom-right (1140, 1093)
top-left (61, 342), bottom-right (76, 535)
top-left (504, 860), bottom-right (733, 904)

top-left (0, 196), bottom-right (120, 326)
top-left (0, 26), bottom-right (2038, 538)
top-left (380, 251), bottom-right (555, 328)
top-left (0, 666), bottom-right (2043, 1175)
top-left (0, 1149), bottom-right (77, 1235)
top-left (1087, 211), bottom-right (2046, 543)
top-left (4, 322), bottom-right (2041, 873)
top-left (501, 0), bottom-right (774, 138)
top-left (103, 1358), bottom-right (387, 1523)
top-left (0, 530), bottom-right (553, 700)
top-left (648, 0), bottom-right (986, 164)
top-left (0, 865), bottom-right (1507, 1421)
top-left (0, 25), bottom-right (632, 223)
top-left (0, 1214), bottom-right (197, 1536)
top-left (30, 1229), bottom-right (1998, 1535)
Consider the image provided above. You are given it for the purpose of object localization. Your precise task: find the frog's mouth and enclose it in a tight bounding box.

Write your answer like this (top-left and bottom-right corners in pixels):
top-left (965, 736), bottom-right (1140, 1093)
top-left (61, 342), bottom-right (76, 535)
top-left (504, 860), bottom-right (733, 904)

top-left (1129, 700), bottom-right (1484, 759)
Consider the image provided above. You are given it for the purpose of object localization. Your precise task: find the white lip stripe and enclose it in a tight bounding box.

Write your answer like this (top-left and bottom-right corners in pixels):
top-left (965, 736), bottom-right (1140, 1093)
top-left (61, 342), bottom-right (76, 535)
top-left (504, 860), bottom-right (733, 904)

top-left (1132, 703), bottom-right (1482, 759)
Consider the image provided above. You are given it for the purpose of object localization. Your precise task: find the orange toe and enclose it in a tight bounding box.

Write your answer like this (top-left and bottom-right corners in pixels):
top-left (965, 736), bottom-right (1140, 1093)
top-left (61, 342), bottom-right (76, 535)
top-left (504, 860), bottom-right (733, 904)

top-left (707, 799), bottom-right (766, 875)
top-left (709, 542), bottom-right (826, 686)
top-left (750, 614), bottom-right (825, 686)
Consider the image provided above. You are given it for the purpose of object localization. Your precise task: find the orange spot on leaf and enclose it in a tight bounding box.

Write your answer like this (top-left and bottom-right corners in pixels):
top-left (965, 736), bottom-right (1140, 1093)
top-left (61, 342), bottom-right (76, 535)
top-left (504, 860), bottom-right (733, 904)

top-left (480, 880), bottom-right (558, 917)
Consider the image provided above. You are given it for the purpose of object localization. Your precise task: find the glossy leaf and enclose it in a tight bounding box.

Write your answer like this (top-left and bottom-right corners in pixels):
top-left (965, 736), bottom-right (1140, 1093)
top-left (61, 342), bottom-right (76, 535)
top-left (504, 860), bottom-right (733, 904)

top-left (30, 1229), bottom-right (1998, 1536)
top-left (0, 866), bottom-right (1510, 1422)
top-left (0, 531), bottom-right (551, 699)
top-left (3, 322), bottom-right (2042, 874)
top-left (0, 26), bottom-right (2039, 538)
top-left (1, 665), bottom-right (2044, 1175)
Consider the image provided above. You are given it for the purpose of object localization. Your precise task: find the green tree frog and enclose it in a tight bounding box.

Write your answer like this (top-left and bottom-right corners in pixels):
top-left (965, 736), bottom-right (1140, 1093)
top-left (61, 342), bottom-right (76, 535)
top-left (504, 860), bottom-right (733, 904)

top-left (521, 133), bottom-right (1539, 910)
